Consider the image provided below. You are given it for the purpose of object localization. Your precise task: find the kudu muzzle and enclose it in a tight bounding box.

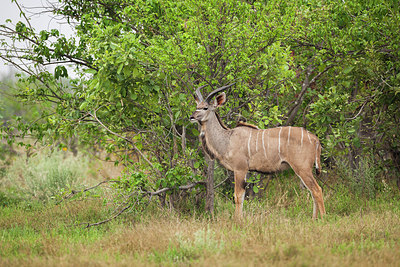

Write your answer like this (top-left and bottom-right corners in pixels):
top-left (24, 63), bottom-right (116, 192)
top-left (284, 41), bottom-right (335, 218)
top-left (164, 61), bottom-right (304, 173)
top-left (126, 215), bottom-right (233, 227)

top-left (189, 83), bottom-right (236, 122)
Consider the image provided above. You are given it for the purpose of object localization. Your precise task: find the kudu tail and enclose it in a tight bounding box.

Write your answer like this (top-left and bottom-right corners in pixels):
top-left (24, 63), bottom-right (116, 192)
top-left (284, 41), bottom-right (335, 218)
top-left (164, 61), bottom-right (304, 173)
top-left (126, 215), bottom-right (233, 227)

top-left (315, 141), bottom-right (322, 176)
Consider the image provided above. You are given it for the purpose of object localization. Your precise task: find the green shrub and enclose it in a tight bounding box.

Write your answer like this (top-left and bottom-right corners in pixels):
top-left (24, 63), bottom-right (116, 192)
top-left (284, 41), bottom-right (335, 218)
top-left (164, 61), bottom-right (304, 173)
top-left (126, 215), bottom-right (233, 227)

top-left (336, 155), bottom-right (382, 199)
top-left (2, 150), bottom-right (89, 202)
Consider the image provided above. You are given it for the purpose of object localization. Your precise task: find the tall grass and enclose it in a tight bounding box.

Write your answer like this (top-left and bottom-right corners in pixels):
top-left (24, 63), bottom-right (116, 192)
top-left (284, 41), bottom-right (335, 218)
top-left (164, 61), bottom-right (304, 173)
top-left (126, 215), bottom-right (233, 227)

top-left (335, 155), bottom-right (388, 199)
top-left (0, 152), bottom-right (399, 266)
top-left (1, 149), bottom-right (90, 203)
top-left (1, 195), bottom-right (399, 266)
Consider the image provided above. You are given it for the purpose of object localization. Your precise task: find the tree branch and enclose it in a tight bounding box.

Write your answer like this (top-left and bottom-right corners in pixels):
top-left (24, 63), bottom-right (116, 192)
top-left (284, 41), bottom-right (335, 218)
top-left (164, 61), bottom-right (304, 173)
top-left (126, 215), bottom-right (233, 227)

top-left (146, 180), bottom-right (206, 196)
top-left (284, 63), bottom-right (334, 126)
top-left (64, 179), bottom-right (207, 228)
top-left (57, 180), bottom-right (114, 204)
top-left (89, 107), bottom-right (162, 177)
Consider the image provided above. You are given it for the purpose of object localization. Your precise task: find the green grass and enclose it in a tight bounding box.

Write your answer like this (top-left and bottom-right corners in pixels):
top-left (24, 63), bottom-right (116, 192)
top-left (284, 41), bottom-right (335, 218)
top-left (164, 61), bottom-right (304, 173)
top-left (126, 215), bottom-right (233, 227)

top-left (0, 191), bottom-right (399, 266)
top-left (1, 151), bottom-right (400, 266)
top-left (1, 150), bottom-right (90, 202)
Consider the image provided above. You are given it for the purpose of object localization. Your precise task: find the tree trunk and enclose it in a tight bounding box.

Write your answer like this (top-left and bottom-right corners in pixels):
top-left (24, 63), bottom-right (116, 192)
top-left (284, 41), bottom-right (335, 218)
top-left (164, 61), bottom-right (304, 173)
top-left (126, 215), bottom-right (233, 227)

top-left (205, 156), bottom-right (215, 215)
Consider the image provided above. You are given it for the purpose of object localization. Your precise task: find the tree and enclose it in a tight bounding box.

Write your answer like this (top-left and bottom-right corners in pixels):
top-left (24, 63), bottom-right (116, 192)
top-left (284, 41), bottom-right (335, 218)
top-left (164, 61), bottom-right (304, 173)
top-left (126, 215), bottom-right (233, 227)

top-left (288, 1), bottom-right (400, 174)
top-left (1, 0), bottom-right (296, 211)
top-left (1, 0), bottom-right (399, 214)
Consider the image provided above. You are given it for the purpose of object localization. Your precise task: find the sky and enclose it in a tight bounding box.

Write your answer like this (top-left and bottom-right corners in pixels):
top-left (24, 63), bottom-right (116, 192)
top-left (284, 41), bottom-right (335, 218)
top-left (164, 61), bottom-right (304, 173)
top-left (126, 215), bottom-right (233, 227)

top-left (0, 0), bottom-right (75, 78)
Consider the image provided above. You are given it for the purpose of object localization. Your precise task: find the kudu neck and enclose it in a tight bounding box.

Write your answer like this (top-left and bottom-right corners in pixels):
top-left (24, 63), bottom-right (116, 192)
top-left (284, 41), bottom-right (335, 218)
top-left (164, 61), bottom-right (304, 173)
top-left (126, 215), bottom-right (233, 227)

top-left (202, 111), bottom-right (229, 133)
top-left (200, 111), bottom-right (231, 159)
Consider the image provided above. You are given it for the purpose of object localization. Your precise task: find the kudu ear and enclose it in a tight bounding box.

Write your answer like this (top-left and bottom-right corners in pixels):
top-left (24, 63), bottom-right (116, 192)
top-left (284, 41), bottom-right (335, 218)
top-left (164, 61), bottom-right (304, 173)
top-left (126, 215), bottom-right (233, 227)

top-left (215, 92), bottom-right (226, 107)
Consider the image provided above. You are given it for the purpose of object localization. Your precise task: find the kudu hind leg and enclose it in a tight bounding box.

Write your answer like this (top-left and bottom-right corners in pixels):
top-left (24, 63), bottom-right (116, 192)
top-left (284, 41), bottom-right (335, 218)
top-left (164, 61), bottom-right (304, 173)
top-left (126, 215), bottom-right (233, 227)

top-left (295, 170), bottom-right (325, 219)
top-left (234, 171), bottom-right (247, 220)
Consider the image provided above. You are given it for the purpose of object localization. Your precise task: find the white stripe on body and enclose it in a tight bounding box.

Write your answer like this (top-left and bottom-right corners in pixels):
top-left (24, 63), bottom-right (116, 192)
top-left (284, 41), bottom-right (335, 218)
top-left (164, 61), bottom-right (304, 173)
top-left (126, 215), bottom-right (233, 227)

top-left (262, 130), bottom-right (267, 158)
top-left (248, 132), bottom-right (252, 157)
top-left (278, 127), bottom-right (282, 160)
top-left (307, 131), bottom-right (312, 143)
top-left (255, 131), bottom-right (260, 152)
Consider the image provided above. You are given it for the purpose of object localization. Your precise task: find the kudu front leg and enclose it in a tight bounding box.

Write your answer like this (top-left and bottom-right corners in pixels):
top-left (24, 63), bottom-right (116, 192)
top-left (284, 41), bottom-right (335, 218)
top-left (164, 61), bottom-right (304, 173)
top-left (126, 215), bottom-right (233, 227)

top-left (234, 170), bottom-right (247, 220)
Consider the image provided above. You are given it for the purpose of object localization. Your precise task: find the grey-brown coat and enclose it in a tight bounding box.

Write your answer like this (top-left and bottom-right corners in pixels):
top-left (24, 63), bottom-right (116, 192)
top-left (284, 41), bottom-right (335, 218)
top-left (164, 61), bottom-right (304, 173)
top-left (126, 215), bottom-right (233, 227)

top-left (190, 84), bottom-right (325, 220)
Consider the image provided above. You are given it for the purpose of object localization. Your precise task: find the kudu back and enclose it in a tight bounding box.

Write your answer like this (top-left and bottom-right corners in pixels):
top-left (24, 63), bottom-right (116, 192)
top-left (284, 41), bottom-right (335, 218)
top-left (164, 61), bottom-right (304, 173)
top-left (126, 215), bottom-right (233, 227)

top-left (190, 84), bottom-right (326, 220)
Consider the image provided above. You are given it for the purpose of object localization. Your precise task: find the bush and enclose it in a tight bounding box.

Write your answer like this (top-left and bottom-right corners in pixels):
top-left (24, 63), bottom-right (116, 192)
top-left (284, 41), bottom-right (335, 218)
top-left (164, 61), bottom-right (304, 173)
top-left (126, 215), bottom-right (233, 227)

top-left (2, 150), bottom-right (89, 202)
top-left (336, 155), bottom-right (382, 199)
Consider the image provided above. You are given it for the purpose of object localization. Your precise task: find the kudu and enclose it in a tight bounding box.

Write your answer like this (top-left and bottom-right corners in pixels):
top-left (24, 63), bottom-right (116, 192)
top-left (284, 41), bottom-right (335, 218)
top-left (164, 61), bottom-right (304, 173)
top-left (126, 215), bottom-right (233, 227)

top-left (190, 84), bottom-right (326, 220)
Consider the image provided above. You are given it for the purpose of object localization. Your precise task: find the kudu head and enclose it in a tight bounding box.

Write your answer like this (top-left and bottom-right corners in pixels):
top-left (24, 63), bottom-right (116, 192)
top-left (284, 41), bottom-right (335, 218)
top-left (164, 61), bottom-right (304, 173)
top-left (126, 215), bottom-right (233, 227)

top-left (190, 83), bottom-right (235, 123)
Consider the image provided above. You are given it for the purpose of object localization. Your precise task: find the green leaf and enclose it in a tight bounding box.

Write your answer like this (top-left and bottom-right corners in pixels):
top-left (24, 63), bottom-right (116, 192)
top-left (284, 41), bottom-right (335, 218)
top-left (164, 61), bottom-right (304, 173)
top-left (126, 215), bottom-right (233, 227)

top-left (54, 66), bottom-right (68, 79)
top-left (253, 185), bottom-right (259, 194)
top-left (79, 101), bottom-right (88, 110)
top-left (84, 69), bottom-right (97, 75)
top-left (343, 66), bottom-right (354, 74)
top-left (117, 63), bottom-right (124, 74)
top-left (174, 110), bottom-right (181, 120)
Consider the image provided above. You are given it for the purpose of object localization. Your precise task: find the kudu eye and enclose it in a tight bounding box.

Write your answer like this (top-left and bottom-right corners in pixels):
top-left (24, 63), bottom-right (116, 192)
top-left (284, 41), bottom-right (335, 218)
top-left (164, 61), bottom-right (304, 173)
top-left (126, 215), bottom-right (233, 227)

top-left (203, 107), bottom-right (208, 110)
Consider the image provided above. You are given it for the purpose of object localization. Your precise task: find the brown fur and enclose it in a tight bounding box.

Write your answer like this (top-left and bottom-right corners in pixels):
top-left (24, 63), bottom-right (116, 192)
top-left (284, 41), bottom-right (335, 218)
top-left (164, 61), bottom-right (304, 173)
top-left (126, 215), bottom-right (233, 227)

top-left (200, 134), bottom-right (215, 160)
top-left (215, 113), bottom-right (229, 130)
top-left (191, 89), bottom-right (325, 220)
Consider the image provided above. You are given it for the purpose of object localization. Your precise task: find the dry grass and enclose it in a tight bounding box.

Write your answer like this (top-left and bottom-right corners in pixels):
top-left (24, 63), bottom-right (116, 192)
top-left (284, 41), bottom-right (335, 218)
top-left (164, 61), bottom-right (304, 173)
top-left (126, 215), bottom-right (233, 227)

top-left (1, 197), bottom-right (399, 267)
top-left (1, 150), bottom-right (399, 266)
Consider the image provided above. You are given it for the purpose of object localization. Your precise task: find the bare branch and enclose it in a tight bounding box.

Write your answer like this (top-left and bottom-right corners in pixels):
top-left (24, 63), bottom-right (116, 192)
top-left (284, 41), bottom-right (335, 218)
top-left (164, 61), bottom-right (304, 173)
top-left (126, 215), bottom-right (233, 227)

top-left (57, 180), bottom-right (114, 204)
top-left (13, 0), bottom-right (38, 42)
top-left (345, 101), bottom-right (367, 121)
top-left (147, 180), bottom-right (206, 196)
top-left (89, 107), bottom-right (162, 177)
top-left (65, 179), bottom-right (207, 228)
top-left (82, 205), bottom-right (131, 229)
top-left (214, 175), bottom-right (230, 189)
top-left (284, 63), bottom-right (335, 126)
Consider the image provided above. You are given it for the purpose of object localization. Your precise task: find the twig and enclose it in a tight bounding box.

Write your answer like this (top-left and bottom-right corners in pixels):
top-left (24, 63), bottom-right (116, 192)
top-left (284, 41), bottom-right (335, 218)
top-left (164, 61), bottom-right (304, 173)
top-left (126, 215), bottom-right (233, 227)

top-left (14, 0), bottom-right (38, 42)
top-left (214, 176), bottom-right (230, 189)
top-left (56, 180), bottom-right (117, 205)
top-left (345, 101), bottom-right (367, 121)
top-left (315, 174), bottom-right (336, 192)
top-left (147, 180), bottom-right (206, 196)
top-left (89, 107), bottom-right (162, 177)
top-left (215, 189), bottom-right (232, 202)
top-left (65, 180), bottom-right (207, 228)
top-left (82, 205), bottom-right (132, 228)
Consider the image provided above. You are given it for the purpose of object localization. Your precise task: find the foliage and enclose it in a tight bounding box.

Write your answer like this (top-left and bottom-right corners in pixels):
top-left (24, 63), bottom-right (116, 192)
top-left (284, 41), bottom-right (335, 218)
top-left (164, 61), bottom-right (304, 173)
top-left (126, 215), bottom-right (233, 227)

top-left (0, 0), bottom-right (400, 210)
top-left (335, 155), bottom-right (384, 199)
top-left (289, 0), bottom-right (400, 164)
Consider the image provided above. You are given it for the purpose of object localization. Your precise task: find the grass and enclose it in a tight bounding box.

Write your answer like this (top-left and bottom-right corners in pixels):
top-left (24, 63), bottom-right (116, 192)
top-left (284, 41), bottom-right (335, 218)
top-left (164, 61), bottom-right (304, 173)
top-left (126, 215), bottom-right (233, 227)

top-left (0, 192), bottom-right (399, 266)
top-left (1, 150), bottom-right (91, 202)
top-left (1, 150), bottom-right (400, 266)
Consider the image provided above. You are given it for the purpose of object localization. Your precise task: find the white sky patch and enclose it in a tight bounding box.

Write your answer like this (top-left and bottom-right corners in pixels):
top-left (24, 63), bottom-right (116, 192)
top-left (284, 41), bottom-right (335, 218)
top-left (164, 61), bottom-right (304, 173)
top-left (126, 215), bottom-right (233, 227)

top-left (0, 0), bottom-right (75, 77)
